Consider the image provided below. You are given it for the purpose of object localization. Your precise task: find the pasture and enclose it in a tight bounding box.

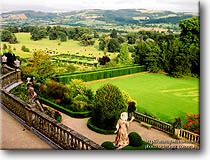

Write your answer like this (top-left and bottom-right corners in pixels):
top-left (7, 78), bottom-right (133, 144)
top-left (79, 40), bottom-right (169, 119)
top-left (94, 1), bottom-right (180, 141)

top-left (3, 33), bottom-right (115, 58)
top-left (87, 72), bottom-right (199, 123)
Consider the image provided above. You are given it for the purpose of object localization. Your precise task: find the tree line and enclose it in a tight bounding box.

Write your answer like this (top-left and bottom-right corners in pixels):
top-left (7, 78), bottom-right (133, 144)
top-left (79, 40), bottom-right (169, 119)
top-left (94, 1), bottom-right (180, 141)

top-left (1, 16), bottom-right (199, 77)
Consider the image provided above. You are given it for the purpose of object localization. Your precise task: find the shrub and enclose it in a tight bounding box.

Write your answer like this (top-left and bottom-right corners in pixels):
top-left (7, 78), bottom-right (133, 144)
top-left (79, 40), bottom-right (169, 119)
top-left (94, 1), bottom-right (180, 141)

top-left (128, 132), bottom-right (142, 147)
top-left (68, 79), bottom-right (94, 101)
top-left (101, 141), bottom-right (115, 150)
top-left (54, 111), bottom-right (62, 122)
top-left (87, 118), bottom-right (115, 134)
top-left (92, 84), bottom-right (127, 130)
top-left (21, 45), bottom-right (30, 52)
top-left (40, 79), bottom-right (72, 106)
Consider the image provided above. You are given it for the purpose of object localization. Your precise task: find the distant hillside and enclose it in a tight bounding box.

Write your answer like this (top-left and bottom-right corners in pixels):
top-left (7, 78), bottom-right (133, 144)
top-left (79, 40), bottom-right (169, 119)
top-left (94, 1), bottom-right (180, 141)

top-left (0, 9), bottom-right (198, 32)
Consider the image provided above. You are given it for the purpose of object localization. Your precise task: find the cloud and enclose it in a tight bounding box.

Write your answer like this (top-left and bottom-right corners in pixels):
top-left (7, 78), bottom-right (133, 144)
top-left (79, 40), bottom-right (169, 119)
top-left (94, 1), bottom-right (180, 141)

top-left (1, 0), bottom-right (199, 13)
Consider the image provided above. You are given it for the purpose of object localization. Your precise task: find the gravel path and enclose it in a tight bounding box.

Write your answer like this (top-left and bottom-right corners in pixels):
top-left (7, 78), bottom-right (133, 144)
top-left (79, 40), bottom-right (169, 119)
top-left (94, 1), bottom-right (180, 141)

top-left (55, 107), bottom-right (199, 150)
top-left (0, 108), bottom-right (52, 150)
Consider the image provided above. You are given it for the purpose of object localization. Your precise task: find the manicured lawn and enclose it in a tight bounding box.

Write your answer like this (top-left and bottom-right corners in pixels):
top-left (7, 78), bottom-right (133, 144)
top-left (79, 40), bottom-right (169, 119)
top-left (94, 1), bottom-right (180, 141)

top-left (3, 32), bottom-right (116, 58)
top-left (87, 72), bottom-right (199, 123)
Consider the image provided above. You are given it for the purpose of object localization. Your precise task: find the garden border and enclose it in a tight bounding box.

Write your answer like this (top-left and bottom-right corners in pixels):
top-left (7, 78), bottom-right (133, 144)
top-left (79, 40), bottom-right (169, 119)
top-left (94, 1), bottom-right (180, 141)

top-left (40, 97), bottom-right (92, 118)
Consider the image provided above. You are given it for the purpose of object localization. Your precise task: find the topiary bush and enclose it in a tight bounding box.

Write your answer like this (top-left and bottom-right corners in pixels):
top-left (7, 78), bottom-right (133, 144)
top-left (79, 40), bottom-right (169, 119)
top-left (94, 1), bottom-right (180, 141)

top-left (128, 132), bottom-right (142, 147)
top-left (92, 83), bottom-right (127, 130)
top-left (101, 141), bottom-right (115, 150)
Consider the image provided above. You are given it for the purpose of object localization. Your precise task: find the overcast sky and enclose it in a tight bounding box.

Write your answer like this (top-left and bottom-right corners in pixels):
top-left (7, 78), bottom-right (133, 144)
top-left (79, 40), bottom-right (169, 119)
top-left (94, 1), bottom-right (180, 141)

top-left (0, 0), bottom-right (199, 13)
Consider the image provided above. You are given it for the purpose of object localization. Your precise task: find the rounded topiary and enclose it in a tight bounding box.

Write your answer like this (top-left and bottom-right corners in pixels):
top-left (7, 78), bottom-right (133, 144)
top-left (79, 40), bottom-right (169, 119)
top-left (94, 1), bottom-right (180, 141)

top-left (101, 141), bottom-right (115, 150)
top-left (128, 132), bottom-right (142, 147)
top-left (92, 83), bottom-right (127, 130)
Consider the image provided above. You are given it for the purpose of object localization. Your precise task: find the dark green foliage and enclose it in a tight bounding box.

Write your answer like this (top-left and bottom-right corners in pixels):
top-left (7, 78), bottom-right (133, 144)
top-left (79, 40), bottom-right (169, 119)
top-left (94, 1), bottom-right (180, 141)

top-left (118, 43), bottom-right (131, 65)
top-left (21, 45), bottom-right (30, 52)
top-left (101, 141), bottom-right (115, 150)
top-left (107, 38), bottom-right (121, 52)
top-left (122, 141), bottom-right (160, 150)
top-left (80, 33), bottom-right (95, 46)
top-left (54, 111), bottom-right (62, 122)
top-left (2, 52), bottom-right (17, 68)
top-left (30, 27), bottom-right (47, 41)
top-left (40, 97), bottom-right (92, 118)
top-left (128, 132), bottom-right (142, 147)
top-left (49, 31), bottom-right (58, 40)
top-left (179, 16), bottom-right (200, 75)
top-left (60, 32), bottom-right (67, 42)
top-left (1, 29), bottom-right (17, 44)
top-left (87, 118), bottom-right (115, 134)
top-left (10, 83), bottom-right (29, 104)
top-left (134, 41), bottom-right (151, 65)
top-left (127, 32), bottom-right (137, 44)
top-left (92, 84), bottom-right (127, 130)
top-left (110, 29), bottom-right (118, 38)
top-left (57, 65), bottom-right (146, 83)
top-left (3, 44), bottom-right (7, 50)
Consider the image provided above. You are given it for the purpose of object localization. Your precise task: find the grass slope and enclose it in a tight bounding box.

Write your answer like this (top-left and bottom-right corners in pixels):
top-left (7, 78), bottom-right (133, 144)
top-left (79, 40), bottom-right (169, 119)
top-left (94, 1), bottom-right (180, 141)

top-left (88, 72), bottom-right (199, 123)
top-left (3, 33), bottom-right (114, 58)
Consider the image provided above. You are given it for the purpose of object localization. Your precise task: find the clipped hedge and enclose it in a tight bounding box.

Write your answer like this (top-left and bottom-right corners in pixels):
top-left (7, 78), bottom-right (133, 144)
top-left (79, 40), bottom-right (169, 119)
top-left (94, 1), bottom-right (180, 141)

top-left (40, 97), bottom-right (91, 118)
top-left (57, 65), bottom-right (146, 84)
top-left (128, 132), bottom-right (142, 147)
top-left (122, 141), bottom-right (160, 150)
top-left (87, 118), bottom-right (115, 134)
top-left (101, 141), bottom-right (115, 150)
top-left (56, 64), bottom-right (140, 77)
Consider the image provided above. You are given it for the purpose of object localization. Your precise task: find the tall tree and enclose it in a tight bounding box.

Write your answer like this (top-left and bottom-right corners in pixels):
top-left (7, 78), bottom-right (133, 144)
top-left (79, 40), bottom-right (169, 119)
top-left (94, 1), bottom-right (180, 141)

top-left (1, 29), bottom-right (17, 44)
top-left (110, 29), bottom-right (118, 38)
top-left (108, 38), bottom-right (121, 52)
top-left (179, 16), bottom-right (200, 75)
top-left (118, 43), bottom-right (130, 65)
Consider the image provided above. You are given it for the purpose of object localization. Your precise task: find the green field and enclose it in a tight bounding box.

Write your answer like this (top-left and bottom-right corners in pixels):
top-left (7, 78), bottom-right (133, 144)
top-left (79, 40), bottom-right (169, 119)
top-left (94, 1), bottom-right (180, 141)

top-left (2, 33), bottom-right (116, 58)
top-left (87, 72), bottom-right (199, 123)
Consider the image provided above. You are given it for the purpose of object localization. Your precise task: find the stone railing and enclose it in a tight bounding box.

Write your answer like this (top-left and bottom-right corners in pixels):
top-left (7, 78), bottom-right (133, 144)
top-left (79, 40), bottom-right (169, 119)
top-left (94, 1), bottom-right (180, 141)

top-left (1, 89), bottom-right (104, 150)
top-left (0, 70), bottom-right (21, 89)
top-left (0, 65), bottom-right (21, 89)
top-left (0, 66), bottom-right (104, 150)
top-left (1, 65), bottom-right (15, 74)
top-left (174, 129), bottom-right (200, 144)
top-left (134, 112), bottom-right (174, 135)
top-left (134, 112), bottom-right (200, 144)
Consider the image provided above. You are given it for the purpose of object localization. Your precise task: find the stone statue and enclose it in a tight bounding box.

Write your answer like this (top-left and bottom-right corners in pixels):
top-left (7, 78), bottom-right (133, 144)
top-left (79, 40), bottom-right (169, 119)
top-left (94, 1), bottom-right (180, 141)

top-left (27, 82), bottom-right (44, 112)
top-left (114, 112), bottom-right (135, 149)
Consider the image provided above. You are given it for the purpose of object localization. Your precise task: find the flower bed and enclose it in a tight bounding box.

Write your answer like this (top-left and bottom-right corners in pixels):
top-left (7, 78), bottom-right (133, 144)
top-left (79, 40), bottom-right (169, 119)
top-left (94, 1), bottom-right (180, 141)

top-left (40, 97), bottom-right (91, 118)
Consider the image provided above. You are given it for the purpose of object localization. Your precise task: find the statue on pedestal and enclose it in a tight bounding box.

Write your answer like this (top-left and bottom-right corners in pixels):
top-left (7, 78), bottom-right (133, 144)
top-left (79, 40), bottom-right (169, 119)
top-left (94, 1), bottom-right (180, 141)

top-left (27, 82), bottom-right (44, 112)
top-left (114, 112), bottom-right (135, 149)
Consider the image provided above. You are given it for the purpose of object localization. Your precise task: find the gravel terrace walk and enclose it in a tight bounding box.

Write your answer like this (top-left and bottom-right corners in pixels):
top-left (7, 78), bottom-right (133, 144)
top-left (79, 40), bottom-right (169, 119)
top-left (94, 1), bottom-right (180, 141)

top-left (44, 104), bottom-right (198, 150)
top-left (0, 108), bottom-right (52, 150)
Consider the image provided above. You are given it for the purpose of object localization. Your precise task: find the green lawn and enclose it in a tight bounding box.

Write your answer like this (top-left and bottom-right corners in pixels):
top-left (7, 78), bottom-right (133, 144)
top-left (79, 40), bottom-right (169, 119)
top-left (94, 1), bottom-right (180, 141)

top-left (87, 72), bottom-right (199, 123)
top-left (2, 32), bottom-right (116, 58)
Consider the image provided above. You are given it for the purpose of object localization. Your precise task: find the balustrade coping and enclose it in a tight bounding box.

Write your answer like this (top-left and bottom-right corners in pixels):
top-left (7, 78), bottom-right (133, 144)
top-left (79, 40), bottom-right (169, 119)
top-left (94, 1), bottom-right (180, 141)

top-left (134, 112), bottom-right (173, 126)
top-left (1, 88), bottom-right (104, 150)
top-left (0, 70), bottom-right (17, 80)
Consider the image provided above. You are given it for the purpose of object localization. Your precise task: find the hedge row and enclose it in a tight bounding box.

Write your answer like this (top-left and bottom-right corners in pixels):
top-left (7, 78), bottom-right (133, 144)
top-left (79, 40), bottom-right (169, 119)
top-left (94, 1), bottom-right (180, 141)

top-left (56, 64), bottom-right (140, 77)
top-left (57, 65), bottom-right (146, 84)
top-left (87, 118), bottom-right (115, 135)
top-left (52, 58), bottom-right (98, 65)
top-left (40, 97), bottom-right (92, 118)
top-left (52, 54), bottom-right (96, 60)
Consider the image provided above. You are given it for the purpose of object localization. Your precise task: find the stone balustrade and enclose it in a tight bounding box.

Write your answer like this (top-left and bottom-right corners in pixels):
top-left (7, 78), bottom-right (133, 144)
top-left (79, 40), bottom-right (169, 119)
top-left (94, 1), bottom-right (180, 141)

top-left (175, 129), bottom-right (200, 144)
top-left (0, 66), bottom-right (104, 150)
top-left (134, 112), bottom-right (200, 144)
